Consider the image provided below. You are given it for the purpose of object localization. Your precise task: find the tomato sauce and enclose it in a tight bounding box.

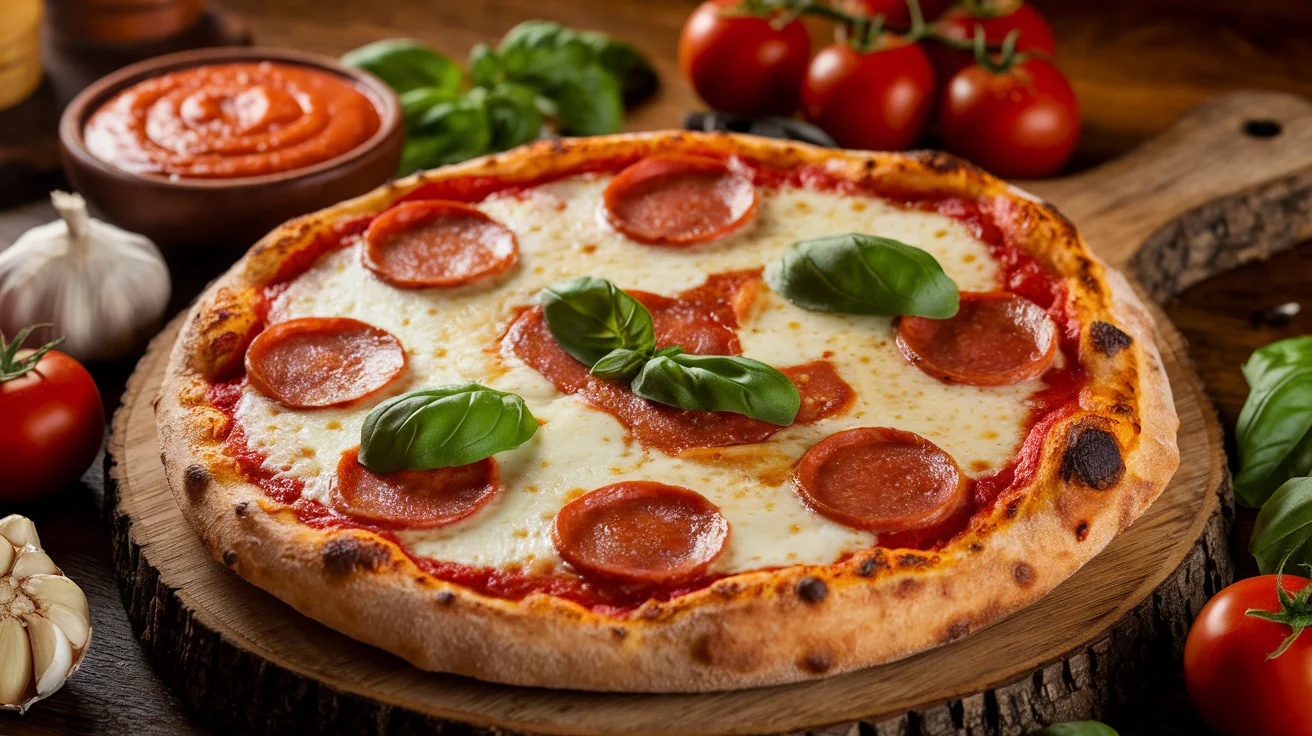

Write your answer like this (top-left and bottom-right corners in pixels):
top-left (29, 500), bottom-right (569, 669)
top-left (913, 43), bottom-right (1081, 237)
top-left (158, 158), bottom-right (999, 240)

top-left (84, 62), bottom-right (381, 178)
top-left (208, 152), bottom-right (1089, 612)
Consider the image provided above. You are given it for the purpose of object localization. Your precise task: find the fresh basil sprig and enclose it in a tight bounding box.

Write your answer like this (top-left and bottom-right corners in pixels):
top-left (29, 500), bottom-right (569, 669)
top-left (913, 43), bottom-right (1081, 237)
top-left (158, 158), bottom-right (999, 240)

top-left (1031, 723), bottom-right (1119, 736)
top-left (341, 39), bottom-right (463, 96)
top-left (1234, 337), bottom-right (1312, 508)
top-left (631, 348), bottom-right (800, 426)
top-left (541, 276), bottom-right (655, 367)
top-left (1251, 477), bottom-right (1312, 575)
top-left (764, 233), bottom-right (959, 318)
top-left (358, 384), bottom-right (538, 473)
top-left (539, 277), bottom-right (799, 425)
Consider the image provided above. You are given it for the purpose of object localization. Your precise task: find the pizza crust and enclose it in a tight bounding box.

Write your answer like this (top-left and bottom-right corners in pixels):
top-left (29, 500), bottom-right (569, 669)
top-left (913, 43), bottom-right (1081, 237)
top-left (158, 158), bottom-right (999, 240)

top-left (156, 132), bottom-right (1179, 692)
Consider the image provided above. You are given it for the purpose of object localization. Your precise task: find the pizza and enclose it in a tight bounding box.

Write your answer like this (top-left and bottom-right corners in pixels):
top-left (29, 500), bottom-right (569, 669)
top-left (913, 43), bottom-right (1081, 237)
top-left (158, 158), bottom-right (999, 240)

top-left (156, 132), bottom-right (1179, 692)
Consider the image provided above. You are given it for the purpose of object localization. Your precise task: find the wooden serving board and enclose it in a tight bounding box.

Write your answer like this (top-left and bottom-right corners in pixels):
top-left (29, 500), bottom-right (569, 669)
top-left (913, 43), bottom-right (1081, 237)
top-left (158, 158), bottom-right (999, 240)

top-left (105, 90), bottom-right (1312, 735)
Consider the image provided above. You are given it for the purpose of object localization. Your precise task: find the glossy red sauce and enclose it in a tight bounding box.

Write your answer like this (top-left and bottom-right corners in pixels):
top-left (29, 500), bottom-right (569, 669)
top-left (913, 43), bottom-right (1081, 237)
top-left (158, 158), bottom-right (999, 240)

top-left (209, 153), bottom-right (1089, 612)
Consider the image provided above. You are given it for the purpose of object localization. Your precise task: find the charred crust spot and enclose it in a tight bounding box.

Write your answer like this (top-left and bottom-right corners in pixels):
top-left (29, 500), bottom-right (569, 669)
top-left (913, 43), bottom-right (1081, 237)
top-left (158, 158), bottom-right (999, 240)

top-left (897, 553), bottom-right (931, 568)
top-left (943, 619), bottom-right (971, 643)
top-left (610, 627), bottom-right (628, 640)
top-left (183, 464), bottom-right (211, 498)
top-left (435, 590), bottom-right (456, 605)
top-left (895, 578), bottom-right (923, 598)
top-left (221, 549), bottom-right (238, 568)
top-left (969, 542), bottom-right (984, 553)
top-left (712, 580), bottom-right (742, 598)
top-left (801, 650), bottom-right (834, 674)
top-left (1062, 426), bottom-right (1126, 491)
top-left (913, 150), bottom-right (970, 175)
top-left (796, 576), bottom-right (828, 603)
top-left (322, 536), bottom-right (390, 576)
top-left (234, 502), bottom-right (249, 518)
top-left (640, 604), bottom-right (665, 621)
top-left (1075, 521), bottom-right (1090, 541)
top-left (1111, 403), bottom-right (1135, 416)
top-left (1004, 497), bottom-right (1023, 519)
top-left (1013, 562), bottom-right (1036, 587)
top-left (858, 553), bottom-right (889, 577)
top-left (1090, 321), bottom-right (1133, 357)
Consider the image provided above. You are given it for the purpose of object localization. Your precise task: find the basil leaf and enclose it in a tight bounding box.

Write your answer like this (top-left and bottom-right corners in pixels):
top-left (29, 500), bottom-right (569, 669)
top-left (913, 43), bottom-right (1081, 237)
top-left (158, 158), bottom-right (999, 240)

top-left (631, 352), bottom-right (800, 426)
top-left (765, 233), bottom-right (959, 318)
top-left (590, 348), bottom-right (648, 381)
top-left (359, 384), bottom-right (538, 474)
top-left (1243, 335), bottom-right (1312, 389)
top-left (1251, 477), bottom-right (1312, 575)
top-left (341, 39), bottom-right (462, 96)
top-left (577, 30), bottom-right (658, 105)
top-left (541, 276), bottom-right (655, 367)
top-left (1032, 723), bottom-right (1119, 736)
top-left (400, 86), bottom-right (459, 131)
top-left (467, 43), bottom-right (505, 88)
top-left (484, 82), bottom-right (544, 150)
top-left (491, 20), bottom-right (626, 136)
top-left (399, 90), bottom-right (492, 175)
top-left (1234, 361), bottom-right (1312, 508)
top-left (546, 64), bottom-right (624, 136)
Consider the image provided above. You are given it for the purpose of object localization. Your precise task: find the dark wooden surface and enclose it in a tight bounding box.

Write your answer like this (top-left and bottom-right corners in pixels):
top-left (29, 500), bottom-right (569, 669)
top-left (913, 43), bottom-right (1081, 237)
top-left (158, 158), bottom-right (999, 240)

top-left (4, 0), bottom-right (1312, 733)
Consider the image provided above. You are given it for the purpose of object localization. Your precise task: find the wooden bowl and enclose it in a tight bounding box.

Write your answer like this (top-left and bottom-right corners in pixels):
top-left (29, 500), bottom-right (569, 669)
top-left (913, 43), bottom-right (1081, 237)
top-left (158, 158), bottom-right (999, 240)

top-left (46, 0), bottom-right (206, 45)
top-left (59, 46), bottom-right (404, 249)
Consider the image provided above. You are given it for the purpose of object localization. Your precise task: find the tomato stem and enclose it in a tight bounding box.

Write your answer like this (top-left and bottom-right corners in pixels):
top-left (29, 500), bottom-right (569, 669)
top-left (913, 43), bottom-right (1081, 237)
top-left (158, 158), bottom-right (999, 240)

top-left (1244, 552), bottom-right (1312, 659)
top-left (0, 325), bottom-right (65, 383)
top-left (970, 27), bottom-right (1025, 74)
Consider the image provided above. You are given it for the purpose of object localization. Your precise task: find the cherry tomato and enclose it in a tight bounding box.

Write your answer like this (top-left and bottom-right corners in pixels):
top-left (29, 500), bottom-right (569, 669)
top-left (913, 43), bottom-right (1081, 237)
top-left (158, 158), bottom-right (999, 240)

top-left (927, 0), bottom-right (1056, 82)
top-left (802, 37), bottom-right (935, 151)
top-left (1184, 574), bottom-right (1312, 736)
top-left (678, 0), bottom-right (812, 116)
top-left (937, 57), bottom-right (1079, 178)
top-left (0, 335), bottom-right (104, 503)
top-left (844, 0), bottom-right (953, 28)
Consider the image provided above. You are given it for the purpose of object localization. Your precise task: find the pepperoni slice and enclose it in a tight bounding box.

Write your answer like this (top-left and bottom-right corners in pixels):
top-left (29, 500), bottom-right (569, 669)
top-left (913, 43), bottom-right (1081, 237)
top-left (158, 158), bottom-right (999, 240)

top-left (602, 155), bottom-right (757, 246)
top-left (553, 481), bottom-right (729, 585)
top-left (363, 200), bottom-right (518, 288)
top-left (245, 317), bottom-right (406, 408)
top-left (896, 291), bottom-right (1058, 386)
top-left (334, 448), bottom-right (499, 529)
top-left (794, 428), bottom-right (968, 534)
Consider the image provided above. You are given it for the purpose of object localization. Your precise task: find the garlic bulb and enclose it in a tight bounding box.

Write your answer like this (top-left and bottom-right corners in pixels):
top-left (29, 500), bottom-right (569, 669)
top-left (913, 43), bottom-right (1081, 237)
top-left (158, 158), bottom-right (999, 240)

top-left (0, 514), bottom-right (91, 713)
top-left (0, 191), bottom-right (170, 362)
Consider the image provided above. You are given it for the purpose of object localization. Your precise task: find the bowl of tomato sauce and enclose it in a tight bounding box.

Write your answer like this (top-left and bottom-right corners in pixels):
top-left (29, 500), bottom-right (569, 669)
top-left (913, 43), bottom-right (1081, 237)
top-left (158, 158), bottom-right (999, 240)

top-left (59, 46), bottom-right (404, 248)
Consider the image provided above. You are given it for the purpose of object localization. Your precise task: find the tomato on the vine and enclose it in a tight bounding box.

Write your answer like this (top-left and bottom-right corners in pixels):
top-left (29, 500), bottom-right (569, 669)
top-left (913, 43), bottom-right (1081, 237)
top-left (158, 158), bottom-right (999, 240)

top-left (0, 327), bottom-right (104, 503)
top-left (843, 0), bottom-right (952, 28)
top-left (678, 0), bottom-right (812, 116)
top-left (1184, 572), bottom-right (1312, 736)
top-left (802, 32), bottom-right (935, 151)
top-left (927, 0), bottom-right (1055, 82)
top-left (937, 36), bottom-right (1079, 179)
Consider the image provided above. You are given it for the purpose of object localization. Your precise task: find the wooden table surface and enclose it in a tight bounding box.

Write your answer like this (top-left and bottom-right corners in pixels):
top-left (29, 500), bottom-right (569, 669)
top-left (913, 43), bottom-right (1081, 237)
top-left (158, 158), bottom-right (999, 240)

top-left (6, 0), bottom-right (1312, 733)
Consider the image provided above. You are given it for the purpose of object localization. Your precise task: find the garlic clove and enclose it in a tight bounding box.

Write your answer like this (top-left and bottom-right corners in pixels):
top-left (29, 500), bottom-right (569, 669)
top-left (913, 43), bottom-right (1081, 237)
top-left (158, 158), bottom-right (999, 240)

top-left (43, 604), bottom-right (90, 650)
top-left (0, 618), bottom-right (32, 707)
top-left (10, 550), bottom-right (58, 579)
top-left (0, 516), bottom-right (40, 549)
top-left (24, 615), bottom-right (72, 696)
top-left (22, 575), bottom-right (89, 623)
top-left (0, 541), bottom-right (12, 577)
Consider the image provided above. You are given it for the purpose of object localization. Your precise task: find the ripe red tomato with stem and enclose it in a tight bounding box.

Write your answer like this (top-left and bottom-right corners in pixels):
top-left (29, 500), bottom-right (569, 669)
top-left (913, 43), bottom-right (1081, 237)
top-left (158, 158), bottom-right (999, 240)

top-left (927, 0), bottom-right (1055, 82)
top-left (937, 29), bottom-right (1079, 178)
top-left (802, 4), bottom-right (936, 151)
top-left (678, 0), bottom-right (812, 116)
top-left (1184, 566), bottom-right (1312, 736)
top-left (0, 326), bottom-right (104, 503)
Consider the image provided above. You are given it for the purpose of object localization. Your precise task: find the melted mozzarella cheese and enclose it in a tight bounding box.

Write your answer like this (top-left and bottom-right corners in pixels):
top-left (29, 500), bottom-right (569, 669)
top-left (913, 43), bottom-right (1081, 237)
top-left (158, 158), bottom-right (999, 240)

top-left (234, 176), bottom-right (1037, 575)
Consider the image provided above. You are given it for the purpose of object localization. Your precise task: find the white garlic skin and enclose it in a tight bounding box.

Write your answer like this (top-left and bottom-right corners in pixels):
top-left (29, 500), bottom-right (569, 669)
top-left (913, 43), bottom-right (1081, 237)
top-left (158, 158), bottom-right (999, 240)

top-left (0, 191), bottom-right (170, 362)
top-left (0, 514), bottom-right (92, 714)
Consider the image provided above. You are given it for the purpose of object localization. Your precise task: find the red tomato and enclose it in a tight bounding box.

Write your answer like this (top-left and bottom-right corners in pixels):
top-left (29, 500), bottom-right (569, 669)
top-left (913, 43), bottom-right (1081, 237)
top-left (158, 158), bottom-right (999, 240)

top-left (1184, 574), bottom-right (1312, 736)
top-left (678, 0), bottom-right (812, 116)
top-left (845, 0), bottom-right (953, 27)
top-left (802, 37), bottom-right (935, 151)
top-left (927, 1), bottom-right (1056, 81)
top-left (937, 57), bottom-right (1079, 178)
top-left (0, 343), bottom-right (104, 503)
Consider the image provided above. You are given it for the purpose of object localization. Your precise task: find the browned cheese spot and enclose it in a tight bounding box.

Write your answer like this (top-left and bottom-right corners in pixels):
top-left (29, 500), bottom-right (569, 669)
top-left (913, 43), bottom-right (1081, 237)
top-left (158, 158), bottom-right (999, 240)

top-left (321, 536), bottom-right (390, 576)
top-left (1090, 321), bottom-right (1133, 357)
top-left (1013, 562), bottom-right (1036, 587)
top-left (796, 576), bottom-right (828, 604)
top-left (1061, 426), bottom-right (1126, 491)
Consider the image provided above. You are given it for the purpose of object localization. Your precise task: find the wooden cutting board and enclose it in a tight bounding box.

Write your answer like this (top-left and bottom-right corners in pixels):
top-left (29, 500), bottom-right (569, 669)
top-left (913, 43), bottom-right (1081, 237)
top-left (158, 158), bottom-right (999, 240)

top-left (105, 90), bottom-right (1312, 735)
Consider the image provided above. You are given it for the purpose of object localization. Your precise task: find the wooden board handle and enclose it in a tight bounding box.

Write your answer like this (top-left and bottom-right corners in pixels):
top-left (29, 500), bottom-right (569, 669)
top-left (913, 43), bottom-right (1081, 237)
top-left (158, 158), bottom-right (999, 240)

top-left (1027, 90), bottom-right (1312, 300)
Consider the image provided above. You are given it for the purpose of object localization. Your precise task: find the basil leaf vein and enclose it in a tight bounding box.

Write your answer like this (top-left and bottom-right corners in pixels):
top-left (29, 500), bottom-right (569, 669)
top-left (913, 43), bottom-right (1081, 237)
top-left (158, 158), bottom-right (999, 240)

top-left (764, 233), bottom-right (959, 318)
top-left (542, 276), bottom-right (656, 367)
top-left (1250, 477), bottom-right (1312, 575)
top-left (631, 352), bottom-right (800, 426)
top-left (359, 383), bottom-right (538, 473)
